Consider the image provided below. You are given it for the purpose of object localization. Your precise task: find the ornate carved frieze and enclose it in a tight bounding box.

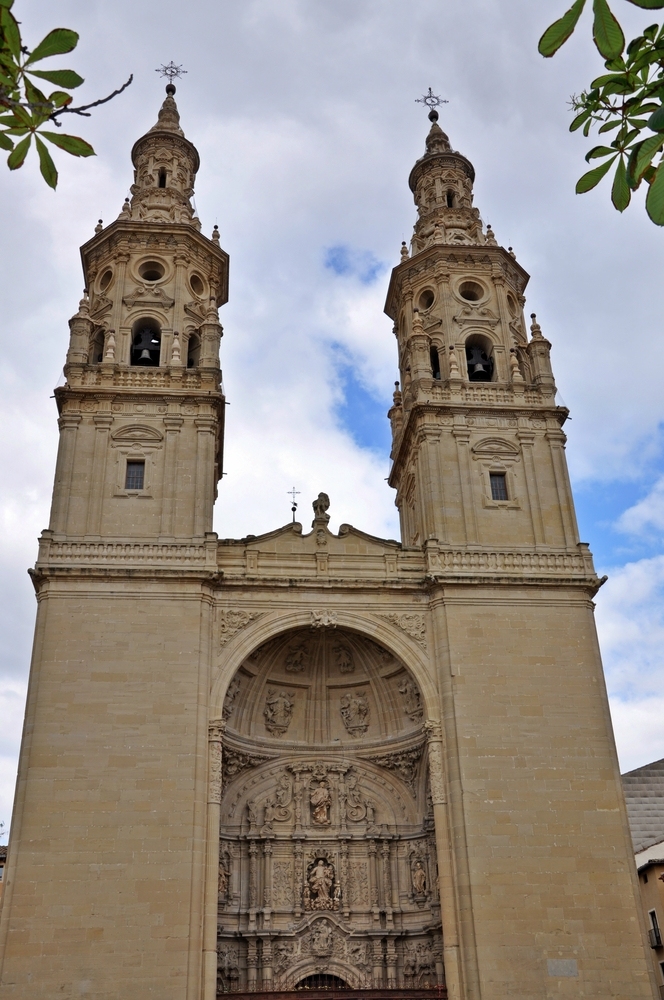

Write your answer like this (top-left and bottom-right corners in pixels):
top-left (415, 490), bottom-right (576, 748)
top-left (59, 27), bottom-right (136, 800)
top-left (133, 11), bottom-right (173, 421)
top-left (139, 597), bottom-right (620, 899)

top-left (311, 610), bottom-right (338, 628)
top-left (380, 612), bottom-right (427, 648)
top-left (218, 609), bottom-right (259, 646)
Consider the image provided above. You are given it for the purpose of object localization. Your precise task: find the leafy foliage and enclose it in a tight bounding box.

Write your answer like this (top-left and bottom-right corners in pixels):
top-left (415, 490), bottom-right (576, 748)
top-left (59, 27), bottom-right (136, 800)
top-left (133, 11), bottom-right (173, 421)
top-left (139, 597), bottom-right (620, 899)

top-left (0, 0), bottom-right (131, 188)
top-left (539, 0), bottom-right (664, 224)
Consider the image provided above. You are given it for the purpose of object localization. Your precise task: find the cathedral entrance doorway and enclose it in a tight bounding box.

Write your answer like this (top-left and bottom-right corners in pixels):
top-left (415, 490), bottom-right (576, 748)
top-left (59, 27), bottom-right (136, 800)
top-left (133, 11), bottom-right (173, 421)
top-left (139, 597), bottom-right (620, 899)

top-left (217, 626), bottom-right (444, 996)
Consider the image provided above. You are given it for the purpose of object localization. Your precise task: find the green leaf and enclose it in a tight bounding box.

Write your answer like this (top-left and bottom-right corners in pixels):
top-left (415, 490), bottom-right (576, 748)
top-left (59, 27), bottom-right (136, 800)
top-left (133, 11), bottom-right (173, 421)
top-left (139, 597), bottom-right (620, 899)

top-left (633, 133), bottom-right (664, 179)
top-left (570, 109), bottom-right (591, 131)
top-left (28, 68), bottom-right (84, 89)
top-left (590, 71), bottom-right (629, 86)
top-left (0, 0), bottom-right (15, 8)
top-left (576, 154), bottom-right (618, 191)
top-left (48, 90), bottom-right (73, 109)
top-left (0, 7), bottom-right (21, 60)
top-left (585, 144), bottom-right (616, 160)
top-left (598, 118), bottom-right (622, 132)
top-left (611, 155), bottom-right (631, 209)
top-left (34, 135), bottom-right (57, 188)
top-left (7, 133), bottom-right (30, 170)
top-left (624, 0), bottom-right (664, 7)
top-left (648, 104), bottom-right (664, 130)
top-left (538, 0), bottom-right (587, 56)
top-left (646, 157), bottom-right (664, 223)
top-left (592, 0), bottom-right (625, 58)
top-left (25, 28), bottom-right (79, 65)
top-left (38, 131), bottom-right (95, 157)
top-left (0, 130), bottom-right (13, 150)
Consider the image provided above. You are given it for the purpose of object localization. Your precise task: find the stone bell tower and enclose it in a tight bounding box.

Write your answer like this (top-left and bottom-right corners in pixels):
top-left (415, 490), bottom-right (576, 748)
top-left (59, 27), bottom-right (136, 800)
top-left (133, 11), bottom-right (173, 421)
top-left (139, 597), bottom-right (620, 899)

top-left (0, 85), bottom-right (229, 1000)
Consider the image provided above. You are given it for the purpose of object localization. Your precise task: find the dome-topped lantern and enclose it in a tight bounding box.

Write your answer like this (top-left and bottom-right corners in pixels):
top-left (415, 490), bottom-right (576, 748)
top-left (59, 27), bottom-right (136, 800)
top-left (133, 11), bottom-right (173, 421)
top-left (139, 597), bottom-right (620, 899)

top-left (408, 97), bottom-right (486, 252)
top-left (128, 83), bottom-right (201, 227)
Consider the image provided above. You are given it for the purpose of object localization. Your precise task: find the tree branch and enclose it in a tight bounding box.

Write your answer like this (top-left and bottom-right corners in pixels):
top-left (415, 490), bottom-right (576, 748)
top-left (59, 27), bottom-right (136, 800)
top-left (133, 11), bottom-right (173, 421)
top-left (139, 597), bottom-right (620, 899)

top-left (49, 74), bottom-right (133, 122)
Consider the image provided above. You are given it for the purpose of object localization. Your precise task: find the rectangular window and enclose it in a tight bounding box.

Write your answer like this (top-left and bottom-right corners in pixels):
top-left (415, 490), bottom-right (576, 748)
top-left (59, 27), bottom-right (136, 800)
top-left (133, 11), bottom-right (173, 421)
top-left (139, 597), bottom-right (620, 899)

top-left (125, 460), bottom-right (145, 491)
top-left (490, 472), bottom-right (508, 501)
top-left (649, 911), bottom-right (662, 948)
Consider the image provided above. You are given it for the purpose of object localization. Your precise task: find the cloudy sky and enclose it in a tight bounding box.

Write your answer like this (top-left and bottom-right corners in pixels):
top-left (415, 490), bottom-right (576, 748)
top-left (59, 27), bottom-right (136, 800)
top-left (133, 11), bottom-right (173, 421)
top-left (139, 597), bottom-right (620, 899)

top-left (0, 0), bottom-right (662, 832)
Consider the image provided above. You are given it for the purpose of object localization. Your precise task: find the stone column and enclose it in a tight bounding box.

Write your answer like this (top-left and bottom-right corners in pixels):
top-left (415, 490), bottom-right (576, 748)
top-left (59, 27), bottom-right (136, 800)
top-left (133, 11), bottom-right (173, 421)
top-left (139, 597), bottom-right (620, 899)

top-left (262, 937), bottom-right (273, 989)
top-left (49, 412), bottom-right (81, 534)
top-left (381, 839), bottom-right (393, 927)
top-left (159, 414), bottom-right (183, 539)
top-left (293, 838), bottom-right (304, 918)
top-left (371, 938), bottom-right (384, 987)
top-left (193, 415), bottom-right (216, 537)
top-left (517, 429), bottom-right (545, 547)
top-left (203, 719), bottom-right (224, 1000)
top-left (262, 839), bottom-right (273, 928)
top-left (246, 939), bottom-right (258, 991)
top-left (85, 411), bottom-right (113, 537)
top-left (546, 428), bottom-right (580, 547)
top-left (368, 838), bottom-right (380, 925)
top-left (340, 838), bottom-right (350, 918)
top-left (248, 840), bottom-right (258, 930)
top-left (386, 939), bottom-right (398, 988)
top-left (452, 422), bottom-right (478, 545)
top-left (425, 720), bottom-right (463, 1000)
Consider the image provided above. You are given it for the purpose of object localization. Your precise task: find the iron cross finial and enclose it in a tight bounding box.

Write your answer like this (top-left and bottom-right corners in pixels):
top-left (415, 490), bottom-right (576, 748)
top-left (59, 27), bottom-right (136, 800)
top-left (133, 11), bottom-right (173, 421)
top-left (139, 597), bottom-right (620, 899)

top-left (415, 88), bottom-right (449, 123)
top-left (156, 62), bottom-right (187, 85)
top-left (288, 486), bottom-right (301, 523)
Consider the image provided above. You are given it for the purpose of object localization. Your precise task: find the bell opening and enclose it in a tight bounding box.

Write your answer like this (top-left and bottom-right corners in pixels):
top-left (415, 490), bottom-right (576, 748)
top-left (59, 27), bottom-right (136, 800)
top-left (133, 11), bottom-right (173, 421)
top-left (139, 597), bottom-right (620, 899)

top-left (131, 320), bottom-right (162, 368)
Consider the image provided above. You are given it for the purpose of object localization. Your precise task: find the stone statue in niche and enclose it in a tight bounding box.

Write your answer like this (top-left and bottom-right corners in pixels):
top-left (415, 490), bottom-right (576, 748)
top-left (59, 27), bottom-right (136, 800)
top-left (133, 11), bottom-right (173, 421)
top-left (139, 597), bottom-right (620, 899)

top-left (246, 800), bottom-right (258, 829)
top-left (218, 861), bottom-right (229, 901)
top-left (412, 859), bottom-right (427, 896)
top-left (398, 677), bottom-right (424, 721)
top-left (264, 689), bottom-right (294, 736)
top-left (261, 797), bottom-right (276, 834)
top-left (222, 677), bottom-right (241, 720)
top-left (334, 644), bottom-right (354, 673)
top-left (304, 857), bottom-right (339, 911)
top-left (310, 780), bottom-right (332, 826)
top-left (285, 640), bottom-right (309, 673)
top-left (310, 919), bottom-right (334, 956)
top-left (340, 691), bottom-right (369, 736)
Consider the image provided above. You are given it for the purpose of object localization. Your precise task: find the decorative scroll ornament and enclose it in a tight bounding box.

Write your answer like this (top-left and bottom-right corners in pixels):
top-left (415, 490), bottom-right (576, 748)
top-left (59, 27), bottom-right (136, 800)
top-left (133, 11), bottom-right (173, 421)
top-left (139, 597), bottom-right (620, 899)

top-left (221, 746), bottom-right (273, 785)
top-left (380, 613), bottom-right (427, 648)
top-left (368, 743), bottom-right (425, 795)
top-left (218, 609), bottom-right (259, 646)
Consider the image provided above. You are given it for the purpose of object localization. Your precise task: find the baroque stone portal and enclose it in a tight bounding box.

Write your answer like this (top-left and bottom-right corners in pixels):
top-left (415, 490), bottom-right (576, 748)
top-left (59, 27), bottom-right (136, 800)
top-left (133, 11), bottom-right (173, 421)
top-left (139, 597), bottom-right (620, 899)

top-left (217, 626), bottom-right (441, 994)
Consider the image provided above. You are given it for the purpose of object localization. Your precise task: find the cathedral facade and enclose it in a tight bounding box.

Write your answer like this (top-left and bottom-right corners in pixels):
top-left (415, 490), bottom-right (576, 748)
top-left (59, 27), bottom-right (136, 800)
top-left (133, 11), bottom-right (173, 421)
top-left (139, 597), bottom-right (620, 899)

top-left (0, 88), bottom-right (656, 1000)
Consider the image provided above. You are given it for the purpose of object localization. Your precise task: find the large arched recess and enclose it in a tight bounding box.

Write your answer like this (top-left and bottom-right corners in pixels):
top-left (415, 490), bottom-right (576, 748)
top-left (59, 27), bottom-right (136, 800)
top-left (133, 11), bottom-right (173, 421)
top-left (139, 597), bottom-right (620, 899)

top-left (208, 608), bottom-right (447, 996)
top-left (210, 609), bottom-right (440, 724)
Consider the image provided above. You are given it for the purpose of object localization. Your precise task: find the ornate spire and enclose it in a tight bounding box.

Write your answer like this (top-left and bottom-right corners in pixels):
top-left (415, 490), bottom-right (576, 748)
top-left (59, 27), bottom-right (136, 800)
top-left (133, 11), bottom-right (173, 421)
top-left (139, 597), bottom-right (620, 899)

top-left (128, 84), bottom-right (201, 228)
top-left (407, 110), bottom-right (492, 254)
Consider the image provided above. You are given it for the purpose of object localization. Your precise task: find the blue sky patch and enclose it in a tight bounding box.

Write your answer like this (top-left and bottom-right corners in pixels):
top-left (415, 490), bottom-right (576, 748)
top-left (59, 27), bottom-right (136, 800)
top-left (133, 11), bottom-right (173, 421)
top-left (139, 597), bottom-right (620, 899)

top-left (332, 352), bottom-right (392, 456)
top-left (324, 244), bottom-right (386, 285)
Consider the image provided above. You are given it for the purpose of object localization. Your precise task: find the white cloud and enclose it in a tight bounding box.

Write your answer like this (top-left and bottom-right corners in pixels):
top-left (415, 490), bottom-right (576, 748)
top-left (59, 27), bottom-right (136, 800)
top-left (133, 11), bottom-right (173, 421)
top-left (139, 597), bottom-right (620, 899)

top-left (617, 476), bottom-right (664, 536)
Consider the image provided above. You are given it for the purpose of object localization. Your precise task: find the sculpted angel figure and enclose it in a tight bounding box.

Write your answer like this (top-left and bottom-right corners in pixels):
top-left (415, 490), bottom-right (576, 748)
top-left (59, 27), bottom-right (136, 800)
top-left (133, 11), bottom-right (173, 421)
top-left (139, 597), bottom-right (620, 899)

top-left (310, 780), bottom-right (331, 825)
top-left (312, 492), bottom-right (330, 519)
top-left (264, 689), bottom-right (294, 735)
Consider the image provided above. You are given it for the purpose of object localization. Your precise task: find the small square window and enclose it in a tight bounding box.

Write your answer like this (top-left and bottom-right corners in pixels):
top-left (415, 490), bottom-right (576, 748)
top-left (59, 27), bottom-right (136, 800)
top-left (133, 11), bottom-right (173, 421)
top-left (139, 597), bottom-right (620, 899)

top-left (125, 460), bottom-right (145, 491)
top-left (490, 472), bottom-right (508, 501)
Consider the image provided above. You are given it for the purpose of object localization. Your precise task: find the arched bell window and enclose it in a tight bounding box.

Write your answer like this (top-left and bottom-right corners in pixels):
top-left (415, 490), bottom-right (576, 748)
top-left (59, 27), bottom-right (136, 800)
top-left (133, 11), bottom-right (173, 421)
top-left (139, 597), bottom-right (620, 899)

top-left (89, 327), bottom-right (105, 364)
top-left (465, 334), bottom-right (494, 382)
top-left (131, 319), bottom-right (161, 367)
top-left (430, 344), bottom-right (441, 380)
top-left (158, 168), bottom-right (166, 189)
top-left (446, 189), bottom-right (456, 208)
top-left (187, 332), bottom-right (201, 369)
